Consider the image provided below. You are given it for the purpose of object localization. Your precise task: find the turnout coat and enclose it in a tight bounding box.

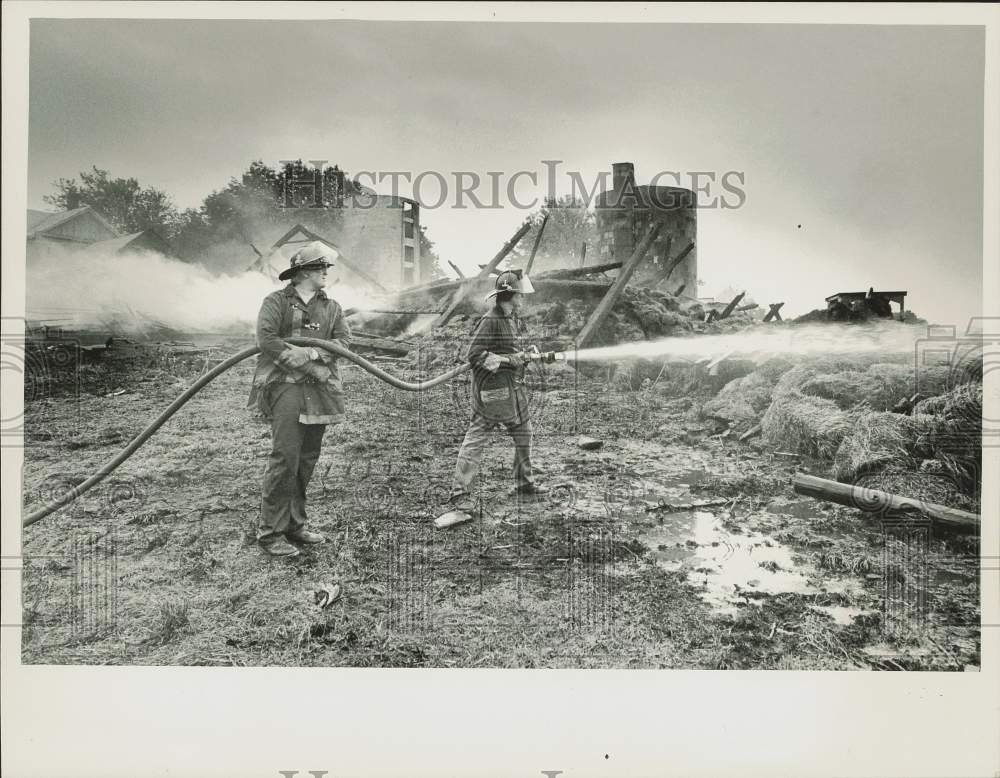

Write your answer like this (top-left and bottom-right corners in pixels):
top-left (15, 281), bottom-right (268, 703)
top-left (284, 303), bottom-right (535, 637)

top-left (248, 284), bottom-right (351, 424)
top-left (464, 305), bottom-right (530, 427)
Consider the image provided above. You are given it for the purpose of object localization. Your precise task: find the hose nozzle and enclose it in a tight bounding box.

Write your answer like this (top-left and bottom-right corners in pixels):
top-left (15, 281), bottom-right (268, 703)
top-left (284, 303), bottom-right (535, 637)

top-left (520, 350), bottom-right (564, 364)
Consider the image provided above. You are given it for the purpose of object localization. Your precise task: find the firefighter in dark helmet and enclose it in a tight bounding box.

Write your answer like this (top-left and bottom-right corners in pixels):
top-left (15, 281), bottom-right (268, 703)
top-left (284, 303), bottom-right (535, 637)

top-left (449, 269), bottom-right (547, 511)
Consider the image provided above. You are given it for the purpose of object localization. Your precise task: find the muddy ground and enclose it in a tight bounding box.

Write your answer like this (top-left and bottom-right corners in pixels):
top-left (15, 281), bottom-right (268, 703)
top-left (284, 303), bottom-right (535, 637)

top-left (21, 345), bottom-right (980, 669)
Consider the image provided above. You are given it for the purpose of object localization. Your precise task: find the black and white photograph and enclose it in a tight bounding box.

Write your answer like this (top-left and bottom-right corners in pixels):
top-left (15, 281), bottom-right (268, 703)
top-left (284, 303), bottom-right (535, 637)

top-left (2, 3), bottom-right (998, 777)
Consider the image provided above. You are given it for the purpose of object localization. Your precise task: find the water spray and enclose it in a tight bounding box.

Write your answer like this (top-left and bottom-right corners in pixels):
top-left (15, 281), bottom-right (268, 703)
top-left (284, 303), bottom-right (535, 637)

top-left (565, 321), bottom-right (923, 364)
top-left (22, 321), bottom-right (924, 527)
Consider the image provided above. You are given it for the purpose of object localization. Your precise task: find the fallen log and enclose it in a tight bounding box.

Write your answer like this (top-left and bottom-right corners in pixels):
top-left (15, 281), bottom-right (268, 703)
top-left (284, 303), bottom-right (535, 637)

top-left (791, 473), bottom-right (979, 533)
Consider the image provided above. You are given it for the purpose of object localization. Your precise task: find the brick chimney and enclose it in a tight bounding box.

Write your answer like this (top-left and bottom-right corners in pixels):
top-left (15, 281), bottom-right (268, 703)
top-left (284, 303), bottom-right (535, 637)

top-left (612, 162), bottom-right (635, 191)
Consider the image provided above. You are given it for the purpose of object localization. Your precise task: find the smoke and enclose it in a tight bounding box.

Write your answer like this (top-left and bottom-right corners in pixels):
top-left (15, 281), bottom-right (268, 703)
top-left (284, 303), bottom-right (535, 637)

top-left (570, 321), bottom-right (924, 363)
top-left (26, 244), bottom-right (381, 334)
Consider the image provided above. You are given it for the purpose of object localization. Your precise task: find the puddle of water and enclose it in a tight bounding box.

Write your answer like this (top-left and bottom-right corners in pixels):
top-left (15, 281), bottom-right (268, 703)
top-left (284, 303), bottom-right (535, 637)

top-left (810, 605), bottom-right (870, 625)
top-left (767, 497), bottom-right (825, 520)
top-left (640, 510), bottom-right (860, 614)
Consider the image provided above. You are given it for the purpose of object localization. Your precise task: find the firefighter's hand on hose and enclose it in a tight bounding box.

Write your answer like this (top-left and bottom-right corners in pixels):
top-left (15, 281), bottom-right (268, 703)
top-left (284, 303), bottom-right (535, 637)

top-left (299, 362), bottom-right (333, 383)
top-left (278, 344), bottom-right (316, 370)
top-left (482, 352), bottom-right (503, 372)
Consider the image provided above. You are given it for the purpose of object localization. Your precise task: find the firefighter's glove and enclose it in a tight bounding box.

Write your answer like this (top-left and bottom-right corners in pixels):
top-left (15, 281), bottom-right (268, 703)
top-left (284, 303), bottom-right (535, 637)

top-left (482, 352), bottom-right (503, 372)
top-left (278, 344), bottom-right (315, 370)
top-left (299, 362), bottom-right (333, 383)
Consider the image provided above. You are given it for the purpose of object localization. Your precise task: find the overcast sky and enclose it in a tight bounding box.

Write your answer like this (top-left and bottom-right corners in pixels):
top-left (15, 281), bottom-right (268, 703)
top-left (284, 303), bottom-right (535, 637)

top-left (28, 20), bottom-right (985, 323)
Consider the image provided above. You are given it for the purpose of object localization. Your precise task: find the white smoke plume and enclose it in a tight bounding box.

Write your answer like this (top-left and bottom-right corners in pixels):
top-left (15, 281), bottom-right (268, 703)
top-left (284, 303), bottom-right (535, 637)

top-left (26, 244), bottom-right (381, 334)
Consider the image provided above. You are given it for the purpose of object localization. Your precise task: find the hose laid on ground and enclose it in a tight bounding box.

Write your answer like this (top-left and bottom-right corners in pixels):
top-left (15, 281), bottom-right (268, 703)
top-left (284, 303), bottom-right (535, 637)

top-left (23, 338), bottom-right (470, 528)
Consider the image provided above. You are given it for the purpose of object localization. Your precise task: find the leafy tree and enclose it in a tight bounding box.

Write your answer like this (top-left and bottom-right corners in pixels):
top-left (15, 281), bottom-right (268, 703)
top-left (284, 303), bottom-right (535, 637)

top-left (419, 224), bottom-right (445, 280)
top-left (44, 167), bottom-right (179, 236)
top-left (507, 195), bottom-right (597, 273)
top-left (171, 160), bottom-right (373, 262)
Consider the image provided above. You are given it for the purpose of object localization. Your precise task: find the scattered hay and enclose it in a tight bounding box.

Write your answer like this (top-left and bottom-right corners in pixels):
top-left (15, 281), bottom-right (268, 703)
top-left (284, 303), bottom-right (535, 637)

top-left (833, 411), bottom-right (918, 482)
top-left (853, 464), bottom-right (978, 513)
top-left (147, 600), bottom-right (191, 645)
top-left (761, 392), bottom-right (854, 460)
top-left (799, 371), bottom-right (877, 410)
top-left (912, 382), bottom-right (982, 497)
top-left (702, 370), bottom-right (777, 432)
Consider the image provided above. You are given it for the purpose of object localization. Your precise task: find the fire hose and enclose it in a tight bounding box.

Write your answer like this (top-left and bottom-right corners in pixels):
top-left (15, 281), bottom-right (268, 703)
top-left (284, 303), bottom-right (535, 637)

top-left (23, 340), bottom-right (564, 528)
top-left (22, 338), bottom-right (473, 528)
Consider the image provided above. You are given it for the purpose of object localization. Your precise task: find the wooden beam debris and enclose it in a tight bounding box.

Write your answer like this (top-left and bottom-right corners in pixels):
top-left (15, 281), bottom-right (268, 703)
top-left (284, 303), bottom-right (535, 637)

top-left (523, 212), bottom-right (549, 275)
top-left (536, 261), bottom-right (623, 280)
top-left (431, 221), bottom-right (532, 329)
top-left (576, 222), bottom-right (664, 348)
top-left (792, 473), bottom-right (979, 533)
top-left (717, 291), bottom-right (747, 320)
top-left (763, 302), bottom-right (785, 322)
top-left (447, 261), bottom-right (465, 279)
top-left (652, 238), bottom-right (694, 288)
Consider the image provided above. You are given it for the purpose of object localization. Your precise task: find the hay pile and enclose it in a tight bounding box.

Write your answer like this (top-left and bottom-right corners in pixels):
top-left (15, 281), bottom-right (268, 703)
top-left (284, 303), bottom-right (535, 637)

top-left (760, 365), bottom-right (855, 458)
top-left (756, 359), bottom-right (955, 459)
top-left (824, 380), bottom-right (981, 509)
top-left (701, 361), bottom-right (788, 432)
top-left (912, 381), bottom-right (982, 498)
top-left (832, 411), bottom-right (920, 482)
top-left (853, 464), bottom-right (978, 513)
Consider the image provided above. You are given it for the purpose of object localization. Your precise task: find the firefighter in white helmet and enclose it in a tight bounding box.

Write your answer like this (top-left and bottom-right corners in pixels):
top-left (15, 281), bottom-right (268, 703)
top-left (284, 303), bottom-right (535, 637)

top-left (449, 269), bottom-right (546, 512)
top-left (248, 241), bottom-right (351, 558)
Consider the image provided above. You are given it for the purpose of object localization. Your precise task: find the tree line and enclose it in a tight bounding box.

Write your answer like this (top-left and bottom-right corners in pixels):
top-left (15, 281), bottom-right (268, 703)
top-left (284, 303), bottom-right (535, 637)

top-left (45, 163), bottom-right (601, 277)
top-left (44, 161), bottom-right (443, 275)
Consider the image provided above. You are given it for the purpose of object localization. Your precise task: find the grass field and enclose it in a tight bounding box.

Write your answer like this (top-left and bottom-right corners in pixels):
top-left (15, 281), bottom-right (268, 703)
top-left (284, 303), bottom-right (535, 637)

top-left (19, 350), bottom-right (981, 669)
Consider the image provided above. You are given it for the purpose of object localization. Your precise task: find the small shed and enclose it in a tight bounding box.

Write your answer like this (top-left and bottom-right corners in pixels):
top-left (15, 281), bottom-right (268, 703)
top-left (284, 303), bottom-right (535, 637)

top-left (825, 289), bottom-right (907, 320)
top-left (27, 206), bottom-right (118, 245)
